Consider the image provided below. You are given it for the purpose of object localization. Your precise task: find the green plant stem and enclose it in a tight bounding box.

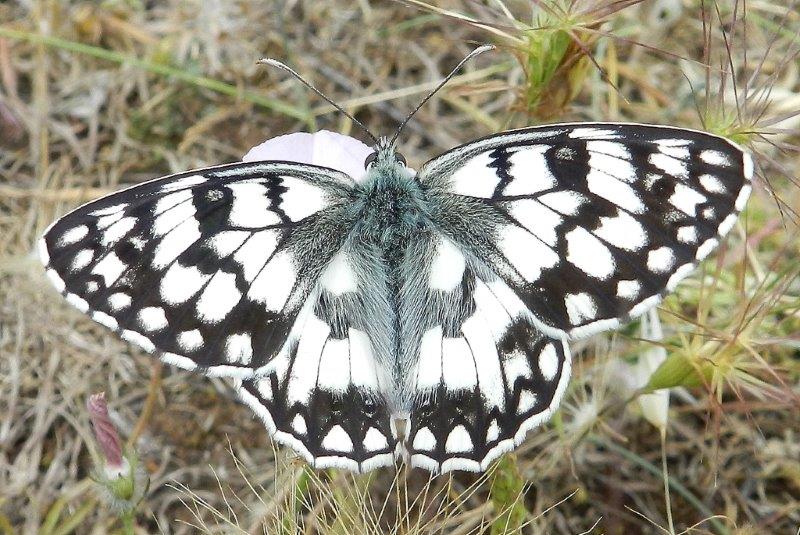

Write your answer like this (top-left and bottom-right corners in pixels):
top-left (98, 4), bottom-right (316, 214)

top-left (121, 511), bottom-right (134, 535)
top-left (0, 26), bottom-right (312, 125)
top-left (587, 434), bottom-right (728, 535)
top-left (376, 14), bottom-right (439, 36)
top-left (489, 455), bottom-right (527, 534)
top-left (281, 466), bottom-right (311, 534)
top-left (49, 499), bottom-right (95, 535)
top-left (661, 430), bottom-right (676, 535)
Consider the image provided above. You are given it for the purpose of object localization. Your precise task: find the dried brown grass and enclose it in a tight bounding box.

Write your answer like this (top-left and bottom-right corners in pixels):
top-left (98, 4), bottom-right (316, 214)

top-left (1, 1), bottom-right (798, 533)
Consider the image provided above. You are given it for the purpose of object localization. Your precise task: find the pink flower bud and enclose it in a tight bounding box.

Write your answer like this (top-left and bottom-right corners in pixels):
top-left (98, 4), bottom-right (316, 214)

top-left (87, 392), bottom-right (125, 473)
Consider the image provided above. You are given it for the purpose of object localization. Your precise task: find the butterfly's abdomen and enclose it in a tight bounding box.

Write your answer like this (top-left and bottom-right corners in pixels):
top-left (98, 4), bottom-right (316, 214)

top-left (346, 160), bottom-right (433, 387)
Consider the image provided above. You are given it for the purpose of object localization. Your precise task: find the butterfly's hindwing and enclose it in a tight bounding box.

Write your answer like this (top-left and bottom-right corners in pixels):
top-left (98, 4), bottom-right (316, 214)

top-left (40, 161), bottom-right (356, 377)
top-left (420, 123), bottom-right (754, 339)
top-left (237, 248), bottom-right (397, 471)
top-left (399, 232), bottom-right (571, 472)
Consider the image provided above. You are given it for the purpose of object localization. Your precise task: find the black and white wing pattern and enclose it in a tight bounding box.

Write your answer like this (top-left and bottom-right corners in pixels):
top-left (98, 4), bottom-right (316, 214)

top-left (420, 123), bottom-right (754, 340)
top-left (40, 161), bottom-right (354, 377)
top-left (237, 245), bottom-right (398, 471)
top-left (40, 160), bottom-right (398, 471)
top-left (399, 123), bottom-right (753, 472)
top-left (40, 120), bottom-right (755, 475)
top-left (397, 231), bottom-right (570, 472)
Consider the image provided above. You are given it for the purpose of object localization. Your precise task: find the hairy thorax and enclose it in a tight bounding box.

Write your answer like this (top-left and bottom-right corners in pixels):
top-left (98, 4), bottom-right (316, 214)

top-left (353, 158), bottom-right (430, 254)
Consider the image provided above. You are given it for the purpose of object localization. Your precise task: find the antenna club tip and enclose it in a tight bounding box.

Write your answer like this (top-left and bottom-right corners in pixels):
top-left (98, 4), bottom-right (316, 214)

top-left (257, 58), bottom-right (279, 66)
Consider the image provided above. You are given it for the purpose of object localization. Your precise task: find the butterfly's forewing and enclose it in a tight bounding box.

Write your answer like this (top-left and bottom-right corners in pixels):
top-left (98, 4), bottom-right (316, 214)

top-left (419, 123), bottom-right (753, 339)
top-left (397, 232), bottom-right (571, 472)
top-left (40, 161), bottom-right (356, 376)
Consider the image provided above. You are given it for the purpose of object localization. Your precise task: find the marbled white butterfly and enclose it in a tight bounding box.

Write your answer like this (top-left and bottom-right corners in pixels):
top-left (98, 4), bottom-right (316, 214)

top-left (39, 46), bottom-right (753, 473)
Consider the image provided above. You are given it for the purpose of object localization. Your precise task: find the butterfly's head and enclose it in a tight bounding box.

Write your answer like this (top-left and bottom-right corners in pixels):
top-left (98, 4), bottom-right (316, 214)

top-left (364, 137), bottom-right (407, 171)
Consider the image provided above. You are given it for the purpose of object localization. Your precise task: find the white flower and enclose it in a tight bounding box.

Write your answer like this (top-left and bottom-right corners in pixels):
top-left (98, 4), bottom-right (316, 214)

top-left (634, 308), bottom-right (670, 431)
top-left (243, 130), bottom-right (374, 181)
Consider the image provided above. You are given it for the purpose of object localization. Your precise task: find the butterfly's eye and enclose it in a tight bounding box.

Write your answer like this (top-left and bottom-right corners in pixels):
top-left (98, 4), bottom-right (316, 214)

top-left (395, 153), bottom-right (407, 166)
top-left (364, 152), bottom-right (378, 169)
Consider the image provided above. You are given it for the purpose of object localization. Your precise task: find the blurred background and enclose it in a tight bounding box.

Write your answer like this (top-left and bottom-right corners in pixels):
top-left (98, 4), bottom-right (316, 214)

top-left (1, 0), bottom-right (799, 533)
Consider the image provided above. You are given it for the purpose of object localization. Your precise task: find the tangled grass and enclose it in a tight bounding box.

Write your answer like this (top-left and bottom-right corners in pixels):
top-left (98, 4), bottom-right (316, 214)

top-left (0, 0), bottom-right (798, 533)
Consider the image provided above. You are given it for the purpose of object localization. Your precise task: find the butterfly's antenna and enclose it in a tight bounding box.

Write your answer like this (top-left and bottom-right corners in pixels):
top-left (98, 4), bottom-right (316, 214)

top-left (258, 58), bottom-right (378, 144)
top-left (389, 44), bottom-right (495, 146)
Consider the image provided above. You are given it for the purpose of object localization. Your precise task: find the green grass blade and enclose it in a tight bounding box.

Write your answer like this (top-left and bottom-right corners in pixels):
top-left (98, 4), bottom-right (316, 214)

top-left (0, 26), bottom-right (312, 125)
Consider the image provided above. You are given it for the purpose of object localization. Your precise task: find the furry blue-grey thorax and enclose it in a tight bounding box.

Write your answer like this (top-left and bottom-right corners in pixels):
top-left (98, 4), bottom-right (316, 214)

top-left (354, 139), bottom-right (428, 250)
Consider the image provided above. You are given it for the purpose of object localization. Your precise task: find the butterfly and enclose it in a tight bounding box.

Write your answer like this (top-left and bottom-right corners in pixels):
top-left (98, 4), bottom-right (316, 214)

top-left (39, 49), bottom-right (753, 474)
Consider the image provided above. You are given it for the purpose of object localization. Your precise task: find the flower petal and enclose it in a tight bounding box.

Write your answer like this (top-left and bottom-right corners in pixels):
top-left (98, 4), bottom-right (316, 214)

top-left (87, 392), bottom-right (125, 471)
top-left (636, 309), bottom-right (670, 430)
top-left (243, 132), bottom-right (315, 165)
top-left (243, 130), bottom-right (373, 180)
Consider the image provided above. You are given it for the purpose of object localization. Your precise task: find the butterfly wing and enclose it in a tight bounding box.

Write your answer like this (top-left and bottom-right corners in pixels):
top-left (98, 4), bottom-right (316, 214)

top-left (238, 246), bottom-right (398, 471)
top-left (401, 123), bottom-right (753, 472)
top-left (40, 161), bottom-right (358, 377)
top-left (40, 161), bottom-right (399, 470)
top-left (397, 231), bottom-right (570, 472)
top-left (418, 123), bottom-right (754, 339)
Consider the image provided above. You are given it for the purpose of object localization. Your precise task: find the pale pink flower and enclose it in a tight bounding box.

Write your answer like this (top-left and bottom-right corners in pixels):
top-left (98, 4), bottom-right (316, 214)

top-left (609, 309), bottom-right (670, 431)
top-left (243, 130), bottom-right (374, 180)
